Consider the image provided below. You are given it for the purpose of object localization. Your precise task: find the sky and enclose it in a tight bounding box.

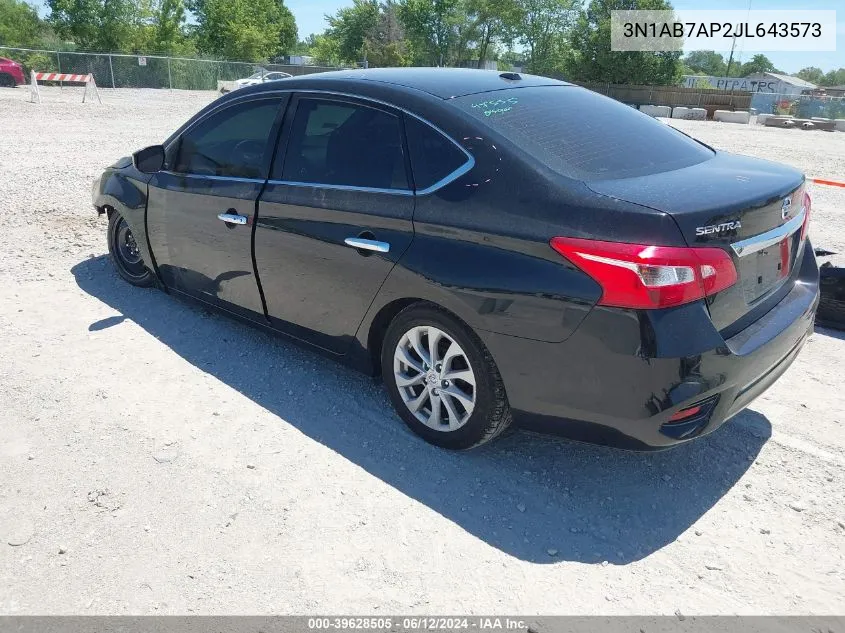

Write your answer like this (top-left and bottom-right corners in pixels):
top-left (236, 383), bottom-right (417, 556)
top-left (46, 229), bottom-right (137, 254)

top-left (30, 0), bottom-right (844, 74)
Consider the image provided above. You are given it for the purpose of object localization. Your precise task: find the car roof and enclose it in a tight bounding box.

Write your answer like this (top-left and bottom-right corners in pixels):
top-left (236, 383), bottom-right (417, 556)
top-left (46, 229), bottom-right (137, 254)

top-left (247, 68), bottom-right (570, 100)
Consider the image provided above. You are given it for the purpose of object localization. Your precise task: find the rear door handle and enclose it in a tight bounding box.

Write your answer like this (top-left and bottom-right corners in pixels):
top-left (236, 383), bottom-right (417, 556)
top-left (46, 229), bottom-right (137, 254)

top-left (218, 212), bottom-right (248, 225)
top-left (344, 237), bottom-right (390, 253)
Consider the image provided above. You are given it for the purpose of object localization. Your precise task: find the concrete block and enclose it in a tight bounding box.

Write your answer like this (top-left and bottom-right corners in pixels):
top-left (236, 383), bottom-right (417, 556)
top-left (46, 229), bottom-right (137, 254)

top-left (835, 119), bottom-right (845, 132)
top-left (671, 106), bottom-right (707, 120)
top-left (756, 113), bottom-right (775, 125)
top-left (639, 104), bottom-right (671, 118)
top-left (714, 110), bottom-right (751, 124)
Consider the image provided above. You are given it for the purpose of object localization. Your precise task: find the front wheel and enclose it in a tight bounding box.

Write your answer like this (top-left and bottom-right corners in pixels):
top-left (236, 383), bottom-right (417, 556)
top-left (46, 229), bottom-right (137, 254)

top-left (107, 212), bottom-right (154, 287)
top-left (381, 304), bottom-right (512, 450)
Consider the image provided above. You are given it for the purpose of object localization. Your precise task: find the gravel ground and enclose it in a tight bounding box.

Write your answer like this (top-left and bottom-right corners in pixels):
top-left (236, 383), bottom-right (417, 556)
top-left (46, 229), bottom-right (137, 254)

top-left (1, 86), bottom-right (844, 615)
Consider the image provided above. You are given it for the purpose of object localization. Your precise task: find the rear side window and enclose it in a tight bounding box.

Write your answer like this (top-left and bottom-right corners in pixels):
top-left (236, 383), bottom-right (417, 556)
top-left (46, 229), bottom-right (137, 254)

top-left (453, 86), bottom-right (713, 180)
top-left (281, 98), bottom-right (408, 190)
top-left (174, 98), bottom-right (281, 179)
top-left (404, 116), bottom-right (469, 191)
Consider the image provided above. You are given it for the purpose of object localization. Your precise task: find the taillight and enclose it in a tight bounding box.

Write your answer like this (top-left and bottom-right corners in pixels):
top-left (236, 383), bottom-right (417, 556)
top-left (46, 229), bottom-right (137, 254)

top-left (801, 190), bottom-right (811, 241)
top-left (550, 237), bottom-right (738, 310)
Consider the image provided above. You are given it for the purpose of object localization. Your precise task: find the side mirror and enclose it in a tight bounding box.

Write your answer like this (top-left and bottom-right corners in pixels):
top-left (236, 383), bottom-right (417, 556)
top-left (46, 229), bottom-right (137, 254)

top-left (132, 145), bottom-right (165, 173)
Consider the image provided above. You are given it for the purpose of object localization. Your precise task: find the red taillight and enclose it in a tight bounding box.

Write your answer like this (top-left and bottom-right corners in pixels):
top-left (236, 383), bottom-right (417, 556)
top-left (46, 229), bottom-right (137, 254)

top-left (801, 190), bottom-right (811, 241)
top-left (550, 237), bottom-right (738, 310)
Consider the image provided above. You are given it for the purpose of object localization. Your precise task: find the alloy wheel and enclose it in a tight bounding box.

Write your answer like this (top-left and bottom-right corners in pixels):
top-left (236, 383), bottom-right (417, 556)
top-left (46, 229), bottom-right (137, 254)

top-left (393, 325), bottom-right (477, 431)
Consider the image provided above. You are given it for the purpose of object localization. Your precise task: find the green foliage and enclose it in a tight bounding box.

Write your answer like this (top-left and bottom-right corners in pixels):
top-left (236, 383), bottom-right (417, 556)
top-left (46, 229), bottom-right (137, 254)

top-left (819, 68), bottom-right (845, 87)
top-left (152, 0), bottom-right (189, 54)
top-left (515, 0), bottom-right (576, 73)
top-left (324, 0), bottom-right (380, 63)
top-left (47, 0), bottom-right (102, 48)
top-left (397, 0), bottom-right (461, 65)
top-left (307, 33), bottom-right (343, 65)
top-left (565, 0), bottom-right (681, 85)
top-left (465, 0), bottom-right (520, 65)
top-left (364, 1), bottom-right (412, 66)
top-left (0, 0), bottom-right (43, 47)
top-left (682, 50), bottom-right (726, 76)
top-left (192, 0), bottom-right (298, 61)
top-left (737, 53), bottom-right (778, 76)
top-left (796, 66), bottom-right (824, 84)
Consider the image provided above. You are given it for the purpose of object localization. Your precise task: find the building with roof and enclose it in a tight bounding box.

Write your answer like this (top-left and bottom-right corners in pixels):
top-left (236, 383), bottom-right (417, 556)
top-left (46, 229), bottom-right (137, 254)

top-left (682, 72), bottom-right (817, 95)
top-left (743, 72), bottom-right (818, 95)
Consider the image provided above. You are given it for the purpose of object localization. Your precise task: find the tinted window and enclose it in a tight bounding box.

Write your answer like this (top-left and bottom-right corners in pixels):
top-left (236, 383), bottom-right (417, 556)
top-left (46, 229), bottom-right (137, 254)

top-left (404, 117), bottom-right (468, 191)
top-left (282, 99), bottom-right (408, 190)
top-left (174, 99), bottom-right (281, 178)
top-left (453, 86), bottom-right (713, 180)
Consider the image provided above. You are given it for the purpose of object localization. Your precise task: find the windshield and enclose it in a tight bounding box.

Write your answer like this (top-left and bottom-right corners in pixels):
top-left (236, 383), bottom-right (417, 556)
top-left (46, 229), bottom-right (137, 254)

top-left (453, 86), bottom-right (714, 181)
top-left (246, 71), bottom-right (265, 79)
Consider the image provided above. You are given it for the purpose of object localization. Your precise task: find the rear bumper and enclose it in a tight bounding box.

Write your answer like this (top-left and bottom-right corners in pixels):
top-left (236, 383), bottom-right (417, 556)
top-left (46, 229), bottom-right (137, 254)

top-left (480, 242), bottom-right (820, 449)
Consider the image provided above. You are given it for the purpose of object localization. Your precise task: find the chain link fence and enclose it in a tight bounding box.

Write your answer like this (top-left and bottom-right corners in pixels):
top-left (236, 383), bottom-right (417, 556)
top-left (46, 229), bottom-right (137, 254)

top-left (750, 92), bottom-right (845, 120)
top-left (0, 46), bottom-right (343, 91)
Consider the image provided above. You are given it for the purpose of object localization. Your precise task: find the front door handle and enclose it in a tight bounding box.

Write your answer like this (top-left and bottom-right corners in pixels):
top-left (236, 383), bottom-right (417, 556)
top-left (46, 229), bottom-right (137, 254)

top-left (344, 237), bottom-right (390, 253)
top-left (218, 212), bottom-right (248, 225)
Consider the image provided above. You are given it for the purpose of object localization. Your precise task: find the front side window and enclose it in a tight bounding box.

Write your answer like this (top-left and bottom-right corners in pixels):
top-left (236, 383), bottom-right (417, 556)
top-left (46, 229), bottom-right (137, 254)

top-left (281, 98), bottom-right (408, 190)
top-left (174, 98), bottom-right (281, 179)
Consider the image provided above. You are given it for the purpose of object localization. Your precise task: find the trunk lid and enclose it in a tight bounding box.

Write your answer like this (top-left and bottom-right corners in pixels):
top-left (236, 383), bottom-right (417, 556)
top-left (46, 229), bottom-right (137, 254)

top-left (587, 152), bottom-right (807, 333)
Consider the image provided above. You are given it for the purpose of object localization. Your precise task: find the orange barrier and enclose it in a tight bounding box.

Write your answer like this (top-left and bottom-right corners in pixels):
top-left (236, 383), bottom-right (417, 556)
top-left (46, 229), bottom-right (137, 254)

top-left (811, 178), bottom-right (845, 189)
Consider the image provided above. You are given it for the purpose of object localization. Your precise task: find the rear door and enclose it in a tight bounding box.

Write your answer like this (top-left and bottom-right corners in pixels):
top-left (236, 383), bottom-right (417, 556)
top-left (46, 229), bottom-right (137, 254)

top-left (254, 94), bottom-right (415, 353)
top-left (147, 94), bottom-right (287, 320)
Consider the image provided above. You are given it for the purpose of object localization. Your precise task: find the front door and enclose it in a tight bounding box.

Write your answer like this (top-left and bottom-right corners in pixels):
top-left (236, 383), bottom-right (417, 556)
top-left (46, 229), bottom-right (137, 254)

top-left (255, 95), bottom-right (415, 352)
top-left (146, 95), bottom-right (287, 320)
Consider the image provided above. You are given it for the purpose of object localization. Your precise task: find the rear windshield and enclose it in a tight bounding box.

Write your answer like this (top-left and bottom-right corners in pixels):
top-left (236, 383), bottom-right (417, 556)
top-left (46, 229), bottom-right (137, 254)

top-left (453, 86), bottom-right (714, 181)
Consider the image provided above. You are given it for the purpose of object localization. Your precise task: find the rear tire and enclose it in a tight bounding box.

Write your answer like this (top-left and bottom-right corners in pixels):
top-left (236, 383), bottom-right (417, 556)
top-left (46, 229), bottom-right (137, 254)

top-left (0, 74), bottom-right (17, 88)
top-left (107, 212), bottom-right (154, 287)
top-left (381, 303), bottom-right (512, 450)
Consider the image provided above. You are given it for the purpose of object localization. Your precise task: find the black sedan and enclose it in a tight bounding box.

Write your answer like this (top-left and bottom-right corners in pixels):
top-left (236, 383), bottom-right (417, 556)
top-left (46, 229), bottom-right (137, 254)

top-left (92, 68), bottom-right (820, 450)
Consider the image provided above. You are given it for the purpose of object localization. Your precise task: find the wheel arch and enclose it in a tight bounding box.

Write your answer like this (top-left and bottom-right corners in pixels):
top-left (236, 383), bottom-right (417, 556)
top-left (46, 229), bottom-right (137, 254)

top-left (362, 295), bottom-right (493, 378)
top-left (366, 297), bottom-right (427, 377)
top-left (94, 170), bottom-right (157, 280)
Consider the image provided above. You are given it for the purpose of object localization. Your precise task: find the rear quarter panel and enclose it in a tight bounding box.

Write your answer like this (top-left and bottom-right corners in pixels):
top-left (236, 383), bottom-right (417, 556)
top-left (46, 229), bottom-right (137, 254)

top-left (357, 106), bottom-right (687, 349)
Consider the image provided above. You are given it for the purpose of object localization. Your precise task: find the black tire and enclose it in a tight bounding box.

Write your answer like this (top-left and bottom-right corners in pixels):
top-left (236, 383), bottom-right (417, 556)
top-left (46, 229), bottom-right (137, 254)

top-left (381, 303), bottom-right (512, 450)
top-left (0, 74), bottom-right (17, 88)
top-left (107, 212), bottom-right (155, 287)
top-left (816, 265), bottom-right (845, 330)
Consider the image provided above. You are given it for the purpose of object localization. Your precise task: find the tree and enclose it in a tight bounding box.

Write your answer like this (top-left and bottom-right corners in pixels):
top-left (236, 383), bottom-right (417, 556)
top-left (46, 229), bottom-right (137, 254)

top-left (0, 0), bottom-right (44, 47)
top-left (514, 0), bottom-right (577, 73)
top-left (682, 50), bottom-right (726, 76)
top-left (324, 0), bottom-right (380, 63)
top-left (466, 0), bottom-right (520, 66)
top-left (363, 1), bottom-right (412, 66)
top-left (307, 32), bottom-right (343, 65)
top-left (47, 0), bottom-right (103, 48)
top-left (47, 0), bottom-right (153, 52)
top-left (566, 0), bottom-right (681, 85)
top-left (796, 66), bottom-right (824, 85)
top-left (152, 0), bottom-right (188, 54)
top-left (191, 0), bottom-right (297, 61)
top-left (820, 68), bottom-right (845, 86)
top-left (398, 0), bottom-right (461, 65)
top-left (738, 53), bottom-right (777, 76)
